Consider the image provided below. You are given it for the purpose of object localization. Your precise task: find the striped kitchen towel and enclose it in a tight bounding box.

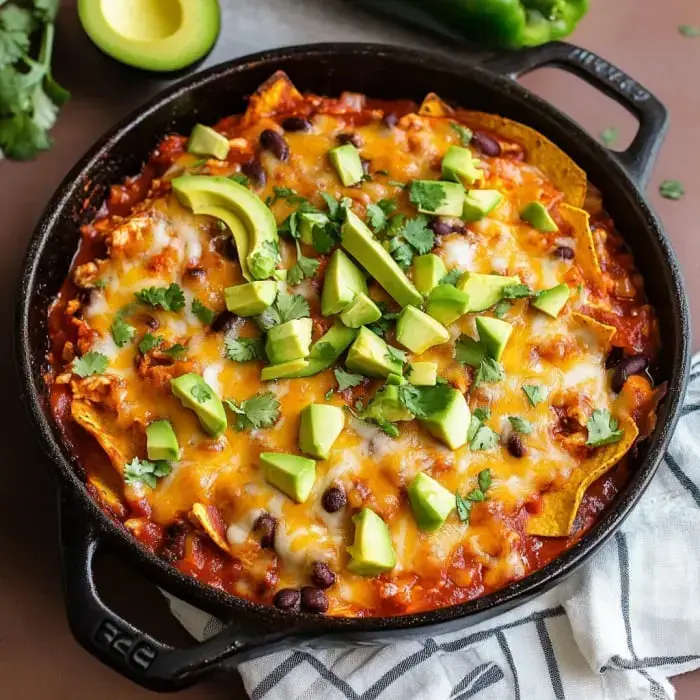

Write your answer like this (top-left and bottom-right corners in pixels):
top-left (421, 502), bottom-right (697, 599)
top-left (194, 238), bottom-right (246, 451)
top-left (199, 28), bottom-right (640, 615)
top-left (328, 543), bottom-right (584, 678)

top-left (167, 354), bottom-right (700, 700)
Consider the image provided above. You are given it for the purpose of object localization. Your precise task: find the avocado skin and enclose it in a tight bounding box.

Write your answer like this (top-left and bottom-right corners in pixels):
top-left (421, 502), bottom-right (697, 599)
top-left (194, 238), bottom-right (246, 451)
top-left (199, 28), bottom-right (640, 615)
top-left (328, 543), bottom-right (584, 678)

top-left (347, 508), bottom-right (397, 576)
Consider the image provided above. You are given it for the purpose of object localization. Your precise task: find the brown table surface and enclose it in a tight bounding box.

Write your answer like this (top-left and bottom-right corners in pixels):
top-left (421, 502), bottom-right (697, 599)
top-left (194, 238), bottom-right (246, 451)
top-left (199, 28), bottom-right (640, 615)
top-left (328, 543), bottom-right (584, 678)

top-left (1, 1), bottom-right (698, 698)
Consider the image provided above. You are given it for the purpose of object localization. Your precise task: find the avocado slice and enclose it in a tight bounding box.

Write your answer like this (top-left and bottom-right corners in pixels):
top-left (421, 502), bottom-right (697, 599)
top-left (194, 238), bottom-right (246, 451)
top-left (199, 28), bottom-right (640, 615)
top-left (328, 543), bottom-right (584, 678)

top-left (260, 452), bottom-right (316, 503)
top-left (413, 254), bottom-right (447, 295)
top-left (77, 0), bottom-right (220, 73)
top-left (347, 508), bottom-right (396, 576)
top-left (172, 175), bottom-right (278, 280)
top-left (386, 372), bottom-right (406, 386)
top-left (170, 373), bottom-right (226, 437)
top-left (457, 272), bottom-right (520, 312)
top-left (339, 292), bottom-right (382, 328)
top-left (475, 316), bottom-right (513, 360)
top-left (283, 324), bottom-right (358, 378)
top-left (346, 327), bottom-right (403, 378)
top-left (364, 385), bottom-right (414, 423)
top-left (520, 201), bottom-right (558, 232)
top-left (407, 472), bottom-right (455, 531)
top-left (298, 404), bottom-right (345, 459)
top-left (410, 181), bottom-right (465, 217)
top-left (328, 143), bottom-right (364, 186)
top-left (146, 419), bottom-right (180, 461)
top-left (224, 281), bottom-right (277, 316)
top-left (265, 318), bottom-right (313, 364)
top-left (442, 146), bottom-right (482, 185)
top-left (407, 362), bottom-right (437, 386)
top-left (419, 387), bottom-right (470, 449)
top-left (321, 248), bottom-right (368, 316)
top-left (260, 358), bottom-right (310, 381)
top-left (342, 210), bottom-right (422, 307)
top-left (396, 306), bottom-right (450, 354)
top-left (198, 205), bottom-right (251, 280)
top-left (188, 124), bottom-right (229, 160)
top-left (426, 284), bottom-right (471, 326)
top-left (532, 284), bottom-right (571, 318)
top-left (462, 190), bottom-right (504, 222)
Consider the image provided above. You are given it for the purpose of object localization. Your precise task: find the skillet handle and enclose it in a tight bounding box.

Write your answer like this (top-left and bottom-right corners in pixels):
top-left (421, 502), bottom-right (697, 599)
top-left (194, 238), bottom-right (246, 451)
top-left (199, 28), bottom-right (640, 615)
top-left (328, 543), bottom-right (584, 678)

top-left (483, 41), bottom-right (669, 188)
top-left (59, 496), bottom-right (287, 692)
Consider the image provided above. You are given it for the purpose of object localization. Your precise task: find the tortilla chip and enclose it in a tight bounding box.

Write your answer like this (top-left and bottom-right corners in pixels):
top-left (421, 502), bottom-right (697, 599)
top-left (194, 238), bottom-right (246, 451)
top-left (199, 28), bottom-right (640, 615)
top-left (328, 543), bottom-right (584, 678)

top-left (418, 93), bottom-right (454, 117)
top-left (87, 475), bottom-right (127, 518)
top-left (191, 503), bottom-right (230, 554)
top-left (572, 312), bottom-right (617, 347)
top-left (560, 204), bottom-right (606, 290)
top-left (526, 413), bottom-right (638, 537)
top-left (242, 71), bottom-right (304, 125)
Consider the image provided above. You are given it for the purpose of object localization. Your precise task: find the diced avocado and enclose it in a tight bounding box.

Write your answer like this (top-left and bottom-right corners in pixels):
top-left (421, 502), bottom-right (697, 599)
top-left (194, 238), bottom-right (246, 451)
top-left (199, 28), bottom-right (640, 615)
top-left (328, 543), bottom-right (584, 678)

top-left (298, 404), bottom-right (345, 459)
top-left (413, 254), bottom-right (447, 295)
top-left (426, 284), bottom-right (471, 326)
top-left (419, 388), bottom-right (470, 449)
top-left (408, 362), bottom-right (437, 386)
top-left (170, 373), bottom-right (227, 437)
top-left (520, 201), bottom-right (558, 232)
top-left (407, 472), bottom-right (454, 531)
top-left (260, 452), bottom-right (316, 503)
top-left (462, 190), bottom-right (504, 222)
top-left (457, 272), bottom-right (520, 312)
top-left (187, 124), bottom-right (230, 160)
top-left (475, 316), bottom-right (512, 360)
top-left (386, 372), bottom-right (406, 386)
top-left (224, 281), bottom-right (277, 316)
top-left (396, 306), bottom-right (450, 354)
top-left (339, 293), bottom-right (382, 328)
top-left (278, 324), bottom-right (357, 379)
top-left (346, 327), bottom-right (403, 378)
top-left (265, 318), bottom-right (313, 364)
top-left (442, 146), bottom-right (482, 185)
top-left (346, 508), bottom-right (396, 576)
top-left (298, 211), bottom-right (329, 245)
top-left (198, 205), bottom-right (251, 280)
top-left (172, 175), bottom-right (279, 280)
top-left (342, 210), bottom-right (422, 307)
top-left (456, 336), bottom-right (486, 368)
top-left (328, 143), bottom-right (364, 186)
top-left (146, 419), bottom-right (180, 461)
top-left (411, 180), bottom-right (465, 216)
top-left (272, 268), bottom-right (288, 282)
top-left (532, 283), bottom-right (571, 318)
top-left (321, 248), bottom-right (367, 316)
top-left (364, 385), bottom-right (414, 423)
top-left (260, 358), bottom-right (310, 381)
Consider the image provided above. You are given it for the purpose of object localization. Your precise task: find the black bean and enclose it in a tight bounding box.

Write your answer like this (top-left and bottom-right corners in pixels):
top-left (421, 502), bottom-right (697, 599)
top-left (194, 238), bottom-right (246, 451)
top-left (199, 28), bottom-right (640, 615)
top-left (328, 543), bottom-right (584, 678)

top-left (273, 588), bottom-right (300, 611)
top-left (383, 112), bottom-right (398, 129)
top-left (241, 159), bottom-right (266, 187)
top-left (282, 116), bottom-right (312, 132)
top-left (254, 513), bottom-right (277, 549)
top-left (553, 245), bottom-right (575, 260)
top-left (430, 217), bottom-right (464, 236)
top-left (471, 130), bottom-right (501, 157)
top-left (321, 486), bottom-right (346, 513)
top-left (260, 129), bottom-right (289, 161)
top-left (337, 132), bottom-right (363, 148)
top-left (223, 236), bottom-right (239, 261)
top-left (211, 310), bottom-right (237, 333)
top-left (507, 433), bottom-right (526, 458)
top-left (310, 561), bottom-right (336, 589)
top-left (185, 266), bottom-right (206, 279)
top-left (300, 586), bottom-right (329, 613)
top-left (611, 354), bottom-right (649, 393)
top-left (605, 346), bottom-right (624, 369)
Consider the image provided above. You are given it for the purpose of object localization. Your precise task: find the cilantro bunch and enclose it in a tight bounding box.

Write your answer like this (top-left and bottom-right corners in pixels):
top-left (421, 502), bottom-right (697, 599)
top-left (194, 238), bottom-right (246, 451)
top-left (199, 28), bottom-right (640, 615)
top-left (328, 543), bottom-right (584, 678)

top-left (0, 1), bottom-right (69, 160)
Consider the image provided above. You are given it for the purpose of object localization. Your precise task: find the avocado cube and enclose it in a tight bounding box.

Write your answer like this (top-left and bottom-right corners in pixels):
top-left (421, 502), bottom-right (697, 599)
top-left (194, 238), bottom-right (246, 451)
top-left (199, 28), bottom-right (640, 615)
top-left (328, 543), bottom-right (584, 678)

top-left (286, 324), bottom-right (357, 378)
top-left (339, 292), bottom-right (382, 328)
top-left (321, 248), bottom-right (368, 316)
top-left (260, 452), bottom-right (316, 503)
top-left (272, 269), bottom-right (288, 282)
top-left (260, 358), bottom-right (310, 381)
top-left (413, 254), bottom-right (447, 295)
top-left (520, 201), bottom-right (558, 232)
top-left (347, 508), bottom-right (396, 576)
top-left (462, 189), bottom-right (504, 222)
top-left (298, 404), bottom-right (345, 459)
top-left (170, 373), bottom-right (227, 437)
top-left (441, 146), bottom-right (482, 185)
top-left (532, 283), bottom-right (571, 318)
top-left (265, 318), bottom-right (313, 364)
top-left (419, 387), bottom-right (470, 450)
top-left (407, 472), bottom-right (455, 531)
top-left (187, 124), bottom-right (230, 160)
top-left (328, 143), bottom-right (364, 186)
top-left (364, 385), bottom-right (414, 423)
top-left (224, 281), bottom-right (278, 316)
top-left (426, 284), bottom-right (471, 326)
top-left (146, 419), bottom-right (180, 461)
top-left (475, 316), bottom-right (513, 360)
top-left (407, 362), bottom-right (438, 386)
top-left (457, 272), bottom-right (520, 313)
top-left (346, 327), bottom-right (403, 378)
top-left (386, 372), bottom-right (406, 386)
top-left (396, 306), bottom-right (450, 355)
top-left (411, 180), bottom-right (465, 217)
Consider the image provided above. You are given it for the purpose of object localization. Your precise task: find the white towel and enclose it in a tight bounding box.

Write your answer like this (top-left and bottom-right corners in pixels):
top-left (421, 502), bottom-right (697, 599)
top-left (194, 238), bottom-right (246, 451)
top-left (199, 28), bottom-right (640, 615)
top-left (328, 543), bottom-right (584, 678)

top-left (167, 354), bottom-right (700, 700)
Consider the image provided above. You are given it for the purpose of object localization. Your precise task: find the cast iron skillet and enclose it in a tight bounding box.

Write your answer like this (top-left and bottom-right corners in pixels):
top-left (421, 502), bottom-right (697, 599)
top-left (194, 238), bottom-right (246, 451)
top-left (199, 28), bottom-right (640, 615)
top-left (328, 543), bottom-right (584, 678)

top-left (16, 42), bottom-right (690, 691)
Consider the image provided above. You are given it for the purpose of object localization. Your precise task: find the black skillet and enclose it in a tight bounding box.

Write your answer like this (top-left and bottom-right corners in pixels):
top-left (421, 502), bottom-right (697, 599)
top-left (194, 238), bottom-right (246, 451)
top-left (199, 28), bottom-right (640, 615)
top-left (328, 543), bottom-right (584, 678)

top-left (15, 42), bottom-right (690, 691)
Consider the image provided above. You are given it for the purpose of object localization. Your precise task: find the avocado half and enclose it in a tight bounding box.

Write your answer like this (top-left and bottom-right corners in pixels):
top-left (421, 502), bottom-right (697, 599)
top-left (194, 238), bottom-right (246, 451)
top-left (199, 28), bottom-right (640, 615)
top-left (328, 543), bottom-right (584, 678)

top-left (78, 0), bottom-right (221, 73)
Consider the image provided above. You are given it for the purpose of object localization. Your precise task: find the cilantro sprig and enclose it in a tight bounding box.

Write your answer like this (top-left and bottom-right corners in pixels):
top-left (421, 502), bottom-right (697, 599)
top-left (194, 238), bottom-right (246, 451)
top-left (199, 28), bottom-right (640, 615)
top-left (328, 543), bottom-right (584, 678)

top-left (456, 469), bottom-right (493, 523)
top-left (224, 392), bottom-right (281, 431)
top-left (522, 384), bottom-right (547, 407)
top-left (72, 351), bottom-right (108, 378)
top-left (334, 368), bottom-right (364, 392)
top-left (366, 198), bottom-right (398, 234)
top-left (110, 316), bottom-right (136, 348)
top-left (191, 298), bottom-right (216, 325)
top-left (398, 383), bottom-right (452, 418)
top-left (256, 290), bottom-right (310, 331)
top-left (586, 409), bottom-right (624, 447)
top-left (468, 408), bottom-right (499, 450)
top-left (387, 214), bottom-right (435, 268)
top-left (135, 283), bottom-right (185, 312)
top-left (287, 241), bottom-right (320, 285)
top-left (224, 335), bottom-right (265, 363)
top-left (124, 457), bottom-right (171, 489)
top-left (409, 180), bottom-right (446, 213)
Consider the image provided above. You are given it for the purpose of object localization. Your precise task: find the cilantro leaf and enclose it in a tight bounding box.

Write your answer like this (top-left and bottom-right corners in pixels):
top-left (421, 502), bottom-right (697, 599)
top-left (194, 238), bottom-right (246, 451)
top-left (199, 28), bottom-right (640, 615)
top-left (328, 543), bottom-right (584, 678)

top-left (257, 291), bottom-right (309, 330)
top-left (679, 24), bottom-right (700, 37)
top-left (191, 298), bottom-right (216, 325)
top-left (268, 186), bottom-right (305, 206)
top-left (230, 173), bottom-right (249, 186)
top-left (124, 457), bottom-right (171, 489)
top-left (386, 345), bottom-right (407, 364)
top-left (522, 384), bottom-right (547, 407)
top-left (473, 407), bottom-right (491, 422)
top-left (72, 351), bottom-right (108, 377)
top-left (492, 300), bottom-right (510, 318)
top-left (474, 357), bottom-right (504, 387)
top-left (439, 269), bottom-right (462, 286)
top-left (457, 469), bottom-right (493, 523)
top-left (324, 388), bottom-right (334, 400)
top-left (224, 392), bottom-right (280, 431)
top-left (508, 416), bottom-right (533, 434)
top-left (451, 122), bottom-right (473, 146)
top-left (366, 198), bottom-right (398, 234)
top-left (190, 384), bottom-right (212, 403)
top-left (409, 180), bottom-right (446, 213)
top-left (586, 409), bottom-right (624, 447)
top-left (224, 335), bottom-right (264, 362)
top-left (320, 192), bottom-right (352, 222)
top-left (501, 283), bottom-right (532, 299)
top-left (600, 127), bottom-right (619, 147)
top-left (478, 468), bottom-right (492, 492)
top-left (164, 343), bottom-right (187, 360)
top-left (135, 283), bottom-right (185, 312)
top-left (470, 425), bottom-right (499, 450)
top-left (659, 179), bottom-right (685, 200)
top-left (401, 215), bottom-right (435, 254)
top-left (312, 224), bottom-right (336, 254)
top-left (311, 342), bottom-right (337, 362)
top-left (388, 238), bottom-right (414, 268)
top-left (385, 213), bottom-right (406, 237)
top-left (398, 383), bottom-right (452, 418)
top-left (455, 336), bottom-right (486, 368)
top-left (376, 418), bottom-right (400, 438)
top-left (334, 368), bottom-right (364, 391)
top-left (138, 332), bottom-right (163, 354)
top-left (456, 493), bottom-right (472, 522)
top-left (287, 242), bottom-right (320, 285)
top-left (367, 308), bottom-right (398, 337)
top-left (110, 317), bottom-right (136, 348)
